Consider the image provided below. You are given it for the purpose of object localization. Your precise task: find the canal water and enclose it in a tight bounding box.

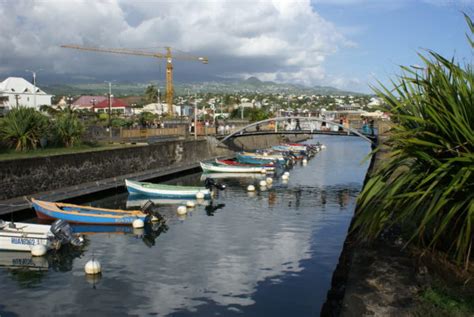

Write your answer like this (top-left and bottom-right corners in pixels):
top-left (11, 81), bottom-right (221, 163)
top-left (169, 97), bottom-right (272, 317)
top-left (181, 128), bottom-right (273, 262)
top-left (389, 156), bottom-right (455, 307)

top-left (0, 135), bottom-right (371, 316)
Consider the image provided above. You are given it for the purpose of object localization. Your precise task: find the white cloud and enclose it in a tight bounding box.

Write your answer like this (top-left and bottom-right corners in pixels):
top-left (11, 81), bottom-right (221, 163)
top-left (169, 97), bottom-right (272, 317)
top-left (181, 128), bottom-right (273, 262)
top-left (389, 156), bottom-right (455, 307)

top-left (0, 0), bottom-right (354, 87)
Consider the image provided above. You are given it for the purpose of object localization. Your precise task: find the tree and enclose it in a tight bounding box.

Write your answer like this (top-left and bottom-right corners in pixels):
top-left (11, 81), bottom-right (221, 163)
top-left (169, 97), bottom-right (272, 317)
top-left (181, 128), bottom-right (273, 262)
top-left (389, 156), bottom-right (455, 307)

top-left (53, 110), bottom-right (85, 147)
top-left (0, 107), bottom-right (49, 151)
top-left (354, 14), bottom-right (474, 268)
top-left (144, 85), bottom-right (159, 104)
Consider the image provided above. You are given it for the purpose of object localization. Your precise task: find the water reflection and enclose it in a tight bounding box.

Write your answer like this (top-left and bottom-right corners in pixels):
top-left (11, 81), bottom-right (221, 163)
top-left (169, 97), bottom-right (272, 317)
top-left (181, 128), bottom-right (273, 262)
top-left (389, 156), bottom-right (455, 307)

top-left (0, 136), bottom-right (371, 316)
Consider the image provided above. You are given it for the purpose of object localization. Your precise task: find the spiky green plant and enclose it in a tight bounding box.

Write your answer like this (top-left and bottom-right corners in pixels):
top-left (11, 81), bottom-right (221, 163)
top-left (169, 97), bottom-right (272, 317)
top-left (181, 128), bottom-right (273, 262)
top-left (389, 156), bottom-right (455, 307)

top-left (354, 15), bottom-right (473, 268)
top-left (53, 110), bottom-right (85, 148)
top-left (0, 107), bottom-right (49, 151)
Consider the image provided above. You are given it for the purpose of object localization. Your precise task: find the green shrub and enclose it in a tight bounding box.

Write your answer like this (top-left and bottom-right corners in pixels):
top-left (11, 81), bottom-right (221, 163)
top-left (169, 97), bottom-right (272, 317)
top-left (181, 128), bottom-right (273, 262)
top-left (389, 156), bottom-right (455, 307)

top-left (354, 15), bottom-right (473, 267)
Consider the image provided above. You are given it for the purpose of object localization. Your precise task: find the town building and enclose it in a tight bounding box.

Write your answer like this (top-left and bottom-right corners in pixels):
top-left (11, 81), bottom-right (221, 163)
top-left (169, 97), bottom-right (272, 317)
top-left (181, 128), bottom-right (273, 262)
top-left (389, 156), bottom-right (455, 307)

top-left (71, 96), bottom-right (107, 110)
top-left (0, 77), bottom-right (53, 113)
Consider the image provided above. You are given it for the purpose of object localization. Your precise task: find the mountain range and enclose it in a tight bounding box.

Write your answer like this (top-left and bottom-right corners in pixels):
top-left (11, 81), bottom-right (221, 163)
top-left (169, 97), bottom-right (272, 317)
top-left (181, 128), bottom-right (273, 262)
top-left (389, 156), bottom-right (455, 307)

top-left (41, 76), bottom-right (362, 97)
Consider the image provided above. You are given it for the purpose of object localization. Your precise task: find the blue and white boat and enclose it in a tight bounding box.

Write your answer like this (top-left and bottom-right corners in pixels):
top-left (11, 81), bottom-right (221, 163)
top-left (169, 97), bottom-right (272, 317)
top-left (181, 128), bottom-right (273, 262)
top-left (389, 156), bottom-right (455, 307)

top-left (32, 199), bottom-right (149, 225)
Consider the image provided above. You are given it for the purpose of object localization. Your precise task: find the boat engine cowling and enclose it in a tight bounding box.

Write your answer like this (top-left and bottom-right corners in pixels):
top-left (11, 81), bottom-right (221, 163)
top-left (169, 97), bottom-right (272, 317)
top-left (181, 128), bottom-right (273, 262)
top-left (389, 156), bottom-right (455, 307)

top-left (50, 219), bottom-right (84, 247)
top-left (204, 178), bottom-right (226, 190)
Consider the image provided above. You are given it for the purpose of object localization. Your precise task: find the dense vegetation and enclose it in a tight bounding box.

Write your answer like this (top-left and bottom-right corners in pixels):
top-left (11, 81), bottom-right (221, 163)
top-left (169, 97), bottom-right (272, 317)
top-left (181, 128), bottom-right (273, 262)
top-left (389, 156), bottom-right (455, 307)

top-left (354, 15), bottom-right (473, 268)
top-left (0, 107), bottom-right (85, 151)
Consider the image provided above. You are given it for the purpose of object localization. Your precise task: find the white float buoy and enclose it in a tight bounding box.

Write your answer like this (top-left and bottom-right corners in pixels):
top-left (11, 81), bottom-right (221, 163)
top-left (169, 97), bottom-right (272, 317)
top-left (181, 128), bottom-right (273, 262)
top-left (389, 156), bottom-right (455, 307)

top-left (321, 145), bottom-right (326, 149)
top-left (186, 201), bottom-right (196, 208)
top-left (132, 218), bottom-right (145, 228)
top-left (302, 159), bottom-right (308, 165)
top-left (260, 169), bottom-right (267, 174)
top-left (282, 174), bottom-right (289, 180)
top-left (177, 205), bottom-right (187, 215)
top-left (283, 171), bottom-right (290, 176)
top-left (196, 192), bottom-right (205, 199)
top-left (31, 245), bottom-right (47, 257)
top-left (266, 177), bottom-right (273, 184)
top-left (259, 180), bottom-right (267, 187)
top-left (247, 185), bottom-right (256, 192)
top-left (84, 259), bottom-right (102, 275)
top-left (150, 215), bottom-right (159, 222)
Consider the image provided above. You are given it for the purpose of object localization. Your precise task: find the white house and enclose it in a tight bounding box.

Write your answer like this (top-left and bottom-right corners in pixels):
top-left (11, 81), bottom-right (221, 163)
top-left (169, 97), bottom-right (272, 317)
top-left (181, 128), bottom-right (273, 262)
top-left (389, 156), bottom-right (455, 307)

top-left (0, 77), bottom-right (53, 111)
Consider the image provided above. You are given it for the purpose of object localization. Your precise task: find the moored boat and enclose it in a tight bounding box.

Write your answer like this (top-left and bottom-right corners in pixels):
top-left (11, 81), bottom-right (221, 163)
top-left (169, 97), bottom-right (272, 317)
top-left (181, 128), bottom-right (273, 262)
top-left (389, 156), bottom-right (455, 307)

top-left (215, 159), bottom-right (275, 171)
top-left (32, 198), bottom-right (149, 225)
top-left (126, 179), bottom-right (211, 198)
top-left (200, 161), bottom-right (267, 173)
top-left (0, 219), bottom-right (82, 252)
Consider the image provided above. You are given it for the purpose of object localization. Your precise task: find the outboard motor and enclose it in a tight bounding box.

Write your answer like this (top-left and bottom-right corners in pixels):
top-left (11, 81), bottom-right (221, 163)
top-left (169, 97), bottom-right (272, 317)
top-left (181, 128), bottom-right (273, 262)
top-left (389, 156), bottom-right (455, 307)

top-left (204, 178), bottom-right (226, 190)
top-left (141, 200), bottom-right (166, 224)
top-left (50, 219), bottom-right (84, 247)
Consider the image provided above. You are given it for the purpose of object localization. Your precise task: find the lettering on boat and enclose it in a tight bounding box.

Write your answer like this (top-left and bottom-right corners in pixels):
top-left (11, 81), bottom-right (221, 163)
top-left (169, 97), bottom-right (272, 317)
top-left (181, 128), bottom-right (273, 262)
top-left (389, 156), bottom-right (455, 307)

top-left (11, 237), bottom-right (37, 245)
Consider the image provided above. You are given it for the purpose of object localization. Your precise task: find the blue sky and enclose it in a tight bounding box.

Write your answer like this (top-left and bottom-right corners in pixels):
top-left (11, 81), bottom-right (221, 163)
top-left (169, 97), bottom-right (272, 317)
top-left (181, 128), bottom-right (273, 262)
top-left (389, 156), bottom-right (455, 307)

top-left (313, 0), bottom-right (473, 92)
top-left (0, 0), bottom-right (472, 93)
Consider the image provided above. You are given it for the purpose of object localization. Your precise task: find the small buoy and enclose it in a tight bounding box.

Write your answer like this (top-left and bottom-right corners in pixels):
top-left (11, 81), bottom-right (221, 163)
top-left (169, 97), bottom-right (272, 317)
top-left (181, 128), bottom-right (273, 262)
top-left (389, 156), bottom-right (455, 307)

top-left (283, 171), bottom-right (290, 176)
top-left (321, 145), bottom-right (326, 149)
top-left (31, 245), bottom-right (47, 257)
top-left (84, 259), bottom-right (102, 275)
top-left (263, 152), bottom-right (268, 156)
top-left (177, 205), bottom-right (187, 215)
top-left (259, 180), bottom-right (267, 187)
top-left (132, 219), bottom-right (145, 228)
top-left (196, 192), bottom-right (205, 199)
top-left (266, 177), bottom-right (273, 184)
top-left (186, 201), bottom-right (196, 208)
top-left (247, 185), bottom-right (256, 192)
top-left (282, 174), bottom-right (289, 180)
top-left (282, 179), bottom-right (289, 184)
top-left (150, 215), bottom-right (159, 222)
top-left (260, 169), bottom-right (267, 174)
top-left (302, 159), bottom-right (308, 165)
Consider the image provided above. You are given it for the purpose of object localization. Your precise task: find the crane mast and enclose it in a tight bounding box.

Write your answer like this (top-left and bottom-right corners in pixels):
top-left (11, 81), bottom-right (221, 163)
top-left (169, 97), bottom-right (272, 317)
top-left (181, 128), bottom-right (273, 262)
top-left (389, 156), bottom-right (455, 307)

top-left (61, 44), bottom-right (208, 115)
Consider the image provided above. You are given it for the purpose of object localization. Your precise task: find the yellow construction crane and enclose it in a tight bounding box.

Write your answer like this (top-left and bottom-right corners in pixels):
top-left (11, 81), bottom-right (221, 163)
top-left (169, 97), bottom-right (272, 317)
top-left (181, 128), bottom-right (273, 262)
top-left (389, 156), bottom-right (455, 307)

top-left (61, 44), bottom-right (208, 115)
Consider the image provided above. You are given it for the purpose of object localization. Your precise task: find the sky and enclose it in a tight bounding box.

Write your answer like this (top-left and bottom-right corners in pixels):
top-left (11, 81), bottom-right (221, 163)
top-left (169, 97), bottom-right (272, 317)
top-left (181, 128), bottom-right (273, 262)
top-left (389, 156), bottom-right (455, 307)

top-left (0, 0), bottom-right (472, 93)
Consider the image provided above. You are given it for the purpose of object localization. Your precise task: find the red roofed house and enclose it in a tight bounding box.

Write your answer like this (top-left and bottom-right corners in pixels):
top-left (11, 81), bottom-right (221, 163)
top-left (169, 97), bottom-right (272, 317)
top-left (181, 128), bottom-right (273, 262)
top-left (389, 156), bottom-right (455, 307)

top-left (72, 95), bottom-right (107, 110)
top-left (94, 98), bottom-right (131, 115)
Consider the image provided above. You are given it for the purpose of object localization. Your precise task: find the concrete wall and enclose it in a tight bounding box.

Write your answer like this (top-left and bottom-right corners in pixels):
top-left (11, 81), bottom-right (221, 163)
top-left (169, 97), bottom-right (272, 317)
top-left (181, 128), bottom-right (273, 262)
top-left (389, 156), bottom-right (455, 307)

top-left (0, 139), bottom-right (232, 200)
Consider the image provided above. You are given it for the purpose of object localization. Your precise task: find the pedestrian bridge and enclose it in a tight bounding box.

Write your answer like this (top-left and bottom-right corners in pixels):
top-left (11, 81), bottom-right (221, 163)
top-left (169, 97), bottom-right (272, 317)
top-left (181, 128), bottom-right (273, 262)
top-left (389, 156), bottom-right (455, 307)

top-left (218, 116), bottom-right (377, 148)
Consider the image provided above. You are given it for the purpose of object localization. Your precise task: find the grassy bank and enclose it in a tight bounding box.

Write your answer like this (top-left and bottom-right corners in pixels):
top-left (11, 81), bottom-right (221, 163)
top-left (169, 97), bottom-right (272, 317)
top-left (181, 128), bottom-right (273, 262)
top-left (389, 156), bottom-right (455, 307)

top-left (0, 142), bottom-right (144, 161)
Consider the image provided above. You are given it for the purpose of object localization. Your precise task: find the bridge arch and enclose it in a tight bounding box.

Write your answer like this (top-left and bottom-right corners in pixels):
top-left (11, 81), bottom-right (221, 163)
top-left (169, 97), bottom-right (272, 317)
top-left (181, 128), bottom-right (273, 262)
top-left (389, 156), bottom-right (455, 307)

top-left (219, 116), bottom-right (375, 145)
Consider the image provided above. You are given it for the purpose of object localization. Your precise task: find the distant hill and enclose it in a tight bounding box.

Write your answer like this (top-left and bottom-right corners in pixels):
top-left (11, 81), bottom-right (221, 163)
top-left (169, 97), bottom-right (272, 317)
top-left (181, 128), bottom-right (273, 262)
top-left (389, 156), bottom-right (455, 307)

top-left (42, 77), bottom-right (362, 97)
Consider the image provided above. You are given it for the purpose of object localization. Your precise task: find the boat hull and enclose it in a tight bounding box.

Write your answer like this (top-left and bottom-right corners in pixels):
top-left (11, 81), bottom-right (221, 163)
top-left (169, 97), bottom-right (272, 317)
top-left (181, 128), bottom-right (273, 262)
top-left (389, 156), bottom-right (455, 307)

top-left (126, 179), bottom-right (211, 198)
top-left (200, 162), bottom-right (267, 173)
top-left (0, 222), bottom-right (55, 252)
top-left (32, 199), bottom-right (148, 225)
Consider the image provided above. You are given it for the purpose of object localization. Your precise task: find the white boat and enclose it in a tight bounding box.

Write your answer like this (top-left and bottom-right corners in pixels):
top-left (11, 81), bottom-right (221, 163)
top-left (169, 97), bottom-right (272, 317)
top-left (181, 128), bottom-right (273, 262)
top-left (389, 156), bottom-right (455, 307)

top-left (200, 161), bottom-right (267, 174)
top-left (126, 179), bottom-right (211, 198)
top-left (0, 221), bottom-right (60, 252)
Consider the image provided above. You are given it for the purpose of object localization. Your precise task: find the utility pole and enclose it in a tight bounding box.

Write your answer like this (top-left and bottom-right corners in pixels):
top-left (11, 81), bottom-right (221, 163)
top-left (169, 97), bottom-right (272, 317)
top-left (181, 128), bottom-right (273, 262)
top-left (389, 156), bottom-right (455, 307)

top-left (194, 95), bottom-right (197, 140)
top-left (25, 69), bottom-right (39, 108)
top-left (105, 81), bottom-right (113, 141)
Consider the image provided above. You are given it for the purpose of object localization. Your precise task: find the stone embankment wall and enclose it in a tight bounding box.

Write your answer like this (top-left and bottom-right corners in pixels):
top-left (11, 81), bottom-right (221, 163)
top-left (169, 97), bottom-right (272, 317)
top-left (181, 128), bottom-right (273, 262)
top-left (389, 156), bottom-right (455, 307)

top-left (224, 134), bottom-right (310, 151)
top-left (0, 134), bottom-right (298, 201)
top-left (0, 139), bottom-right (231, 200)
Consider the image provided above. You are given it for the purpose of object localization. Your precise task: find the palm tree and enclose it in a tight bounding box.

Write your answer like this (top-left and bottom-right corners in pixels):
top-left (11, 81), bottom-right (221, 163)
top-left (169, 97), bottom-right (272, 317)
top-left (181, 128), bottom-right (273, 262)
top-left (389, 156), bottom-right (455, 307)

top-left (354, 14), bottom-right (473, 268)
top-left (0, 107), bottom-right (49, 151)
top-left (144, 85), bottom-right (159, 104)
